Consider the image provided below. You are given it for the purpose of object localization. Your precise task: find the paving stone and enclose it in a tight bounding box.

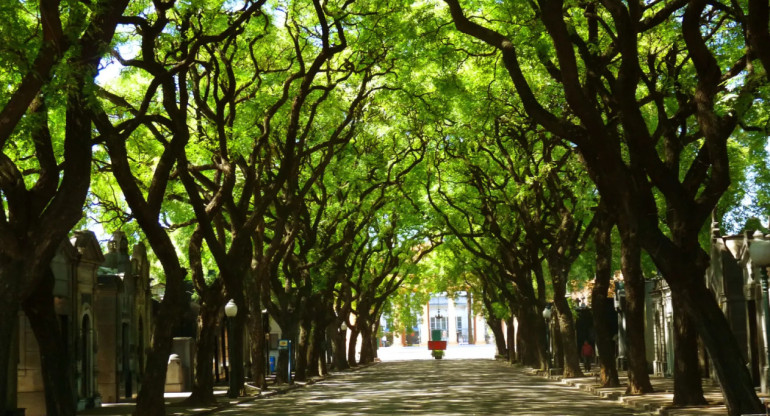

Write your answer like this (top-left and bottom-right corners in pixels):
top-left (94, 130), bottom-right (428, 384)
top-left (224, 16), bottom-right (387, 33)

top-left (78, 346), bottom-right (732, 416)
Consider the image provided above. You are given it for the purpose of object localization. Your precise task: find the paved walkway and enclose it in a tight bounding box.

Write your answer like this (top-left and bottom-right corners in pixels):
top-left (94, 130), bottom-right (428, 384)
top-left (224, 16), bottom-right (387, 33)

top-left (538, 369), bottom-right (728, 416)
top-left (79, 345), bottom-right (735, 416)
top-left (218, 358), bottom-right (646, 415)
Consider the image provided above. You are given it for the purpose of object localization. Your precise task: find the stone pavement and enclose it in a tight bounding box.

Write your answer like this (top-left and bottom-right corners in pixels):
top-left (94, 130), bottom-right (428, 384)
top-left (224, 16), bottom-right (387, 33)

top-left (534, 368), bottom-right (729, 416)
top-left (158, 358), bottom-right (644, 415)
top-left (77, 345), bottom-right (739, 416)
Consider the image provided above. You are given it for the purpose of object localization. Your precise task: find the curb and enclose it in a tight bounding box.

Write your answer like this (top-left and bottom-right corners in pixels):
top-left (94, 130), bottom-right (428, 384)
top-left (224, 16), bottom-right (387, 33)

top-left (524, 365), bottom-right (728, 416)
top-left (526, 367), bottom-right (664, 415)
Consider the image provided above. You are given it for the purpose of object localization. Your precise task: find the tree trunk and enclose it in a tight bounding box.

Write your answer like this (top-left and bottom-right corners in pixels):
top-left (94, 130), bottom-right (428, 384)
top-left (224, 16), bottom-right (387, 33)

top-left (22, 268), bottom-right (76, 416)
top-left (359, 322), bottom-right (374, 364)
top-left (186, 298), bottom-right (223, 405)
top-left (245, 272), bottom-right (267, 390)
top-left (276, 347), bottom-right (289, 385)
top-left (481, 289), bottom-right (507, 356)
top-left (506, 316), bottom-right (516, 364)
top-left (0, 259), bottom-right (21, 413)
top-left (672, 289), bottom-right (707, 405)
top-left (467, 292), bottom-right (474, 344)
top-left (307, 319), bottom-right (326, 377)
top-left (534, 309), bottom-right (549, 370)
top-left (329, 322), bottom-right (349, 371)
top-left (698, 336), bottom-right (709, 379)
top-left (515, 317), bottom-right (524, 363)
top-left (319, 333), bottom-right (329, 376)
top-left (347, 327), bottom-right (359, 367)
top-left (514, 306), bottom-right (531, 365)
top-left (305, 333), bottom-right (318, 378)
top-left (134, 272), bottom-right (186, 416)
top-left (515, 304), bottom-right (548, 368)
top-left (675, 276), bottom-right (761, 415)
top-left (489, 317), bottom-right (507, 357)
top-left (372, 319), bottom-right (380, 361)
top-left (592, 203), bottom-right (620, 387)
top-left (552, 295), bottom-right (583, 378)
top-left (294, 318), bottom-right (311, 381)
top-left (552, 310), bottom-right (564, 369)
top-left (229, 311), bottom-right (245, 395)
top-left (641, 227), bottom-right (763, 414)
top-left (619, 228), bottom-right (654, 394)
top-left (275, 323), bottom-right (297, 385)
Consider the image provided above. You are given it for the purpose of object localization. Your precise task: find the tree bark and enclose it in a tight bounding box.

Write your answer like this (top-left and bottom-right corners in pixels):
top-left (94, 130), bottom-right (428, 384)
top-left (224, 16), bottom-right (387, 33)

top-left (275, 322), bottom-right (298, 385)
top-left (673, 276), bottom-right (759, 415)
top-left (506, 316), bottom-right (516, 364)
top-left (490, 318), bottom-right (507, 357)
top-left (552, 295), bottom-right (583, 377)
top-left (481, 289), bottom-right (507, 357)
top-left (549, 257), bottom-right (583, 377)
top-left (672, 289), bottom-right (707, 405)
top-left (294, 317), bottom-right (311, 381)
top-left (552, 310), bottom-right (564, 370)
top-left (0, 259), bottom-right (21, 413)
top-left (134, 271), bottom-right (186, 416)
top-left (246, 270), bottom-right (267, 390)
top-left (329, 322), bottom-right (349, 371)
top-left (619, 227), bottom-right (654, 394)
top-left (347, 327), bottom-right (359, 367)
top-left (359, 321), bottom-right (374, 364)
top-left (371, 319), bottom-right (381, 360)
top-left (514, 306), bottom-right (530, 365)
top-left (515, 316), bottom-right (524, 363)
top-left (22, 268), bottom-right (75, 416)
top-left (307, 319), bottom-right (326, 377)
top-left (228, 311), bottom-right (245, 396)
top-left (0, 2), bottom-right (128, 411)
top-left (186, 297), bottom-right (224, 405)
top-left (649, 219), bottom-right (761, 414)
top-left (592, 203), bottom-right (620, 387)
top-left (441, 0), bottom-right (763, 412)
top-left (518, 304), bottom-right (549, 368)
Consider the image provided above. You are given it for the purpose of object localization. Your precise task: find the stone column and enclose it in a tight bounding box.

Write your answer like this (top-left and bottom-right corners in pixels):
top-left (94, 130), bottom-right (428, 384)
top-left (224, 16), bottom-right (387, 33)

top-left (421, 303), bottom-right (430, 347)
top-left (758, 266), bottom-right (770, 394)
top-left (475, 313), bottom-right (485, 344)
top-left (448, 298), bottom-right (457, 344)
top-left (644, 280), bottom-right (656, 369)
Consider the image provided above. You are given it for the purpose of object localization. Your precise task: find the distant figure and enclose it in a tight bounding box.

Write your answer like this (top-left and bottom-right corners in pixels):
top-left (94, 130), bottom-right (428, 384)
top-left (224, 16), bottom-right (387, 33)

top-left (581, 341), bottom-right (594, 372)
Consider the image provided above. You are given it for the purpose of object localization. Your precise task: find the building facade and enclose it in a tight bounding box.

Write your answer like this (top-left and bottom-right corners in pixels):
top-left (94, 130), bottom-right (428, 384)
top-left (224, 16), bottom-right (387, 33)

top-left (418, 292), bottom-right (490, 346)
top-left (95, 231), bottom-right (153, 403)
top-left (15, 231), bottom-right (154, 415)
top-left (17, 231), bottom-right (104, 414)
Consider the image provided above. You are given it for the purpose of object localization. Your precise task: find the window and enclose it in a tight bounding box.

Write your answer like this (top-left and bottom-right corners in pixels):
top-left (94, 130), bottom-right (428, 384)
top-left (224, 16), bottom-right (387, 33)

top-left (430, 316), bottom-right (447, 330)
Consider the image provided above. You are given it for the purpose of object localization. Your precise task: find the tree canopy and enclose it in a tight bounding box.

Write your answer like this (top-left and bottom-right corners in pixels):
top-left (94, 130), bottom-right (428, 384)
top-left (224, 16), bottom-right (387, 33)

top-left (1, 0), bottom-right (769, 414)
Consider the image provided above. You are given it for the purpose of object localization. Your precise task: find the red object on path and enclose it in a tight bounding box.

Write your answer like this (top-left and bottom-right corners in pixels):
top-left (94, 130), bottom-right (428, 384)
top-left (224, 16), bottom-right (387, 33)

top-left (428, 340), bottom-right (447, 350)
top-left (581, 341), bottom-right (594, 357)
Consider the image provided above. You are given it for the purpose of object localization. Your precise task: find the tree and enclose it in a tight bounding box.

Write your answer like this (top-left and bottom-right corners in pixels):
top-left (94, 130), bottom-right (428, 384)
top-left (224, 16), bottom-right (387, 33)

top-left (93, 1), bottom-right (261, 413)
top-left (591, 200), bottom-right (620, 387)
top-left (427, 118), bottom-right (599, 372)
top-left (0, 1), bottom-right (129, 413)
top-left (442, 0), bottom-right (765, 411)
